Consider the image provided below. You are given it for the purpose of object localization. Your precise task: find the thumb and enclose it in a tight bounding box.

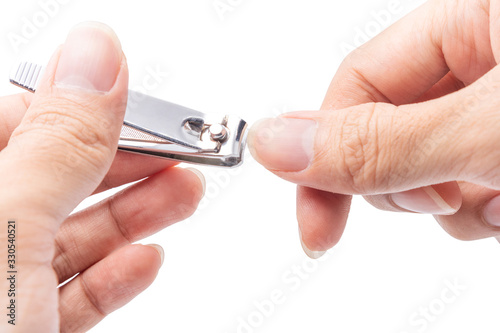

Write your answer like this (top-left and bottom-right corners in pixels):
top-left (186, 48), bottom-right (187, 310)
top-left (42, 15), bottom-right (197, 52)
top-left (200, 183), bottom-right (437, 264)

top-left (0, 23), bottom-right (127, 235)
top-left (247, 67), bottom-right (500, 195)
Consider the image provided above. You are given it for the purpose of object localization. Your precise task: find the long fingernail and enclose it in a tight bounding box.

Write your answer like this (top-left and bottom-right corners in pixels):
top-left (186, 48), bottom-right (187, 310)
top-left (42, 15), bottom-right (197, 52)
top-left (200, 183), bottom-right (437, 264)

top-left (299, 229), bottom-right (326, 259)
top-left (247, 117), bottom-right (316, 172)
top-left (146, 244), bottom-right (165, 266)
top-left (55, 22), bottom-right (122, 93)
top-left (391, 186), bottom-right (456, 215)
top-left (185, 167), bottom-right (206, 196)
top-left (483, 196), bottom-right (500, 227)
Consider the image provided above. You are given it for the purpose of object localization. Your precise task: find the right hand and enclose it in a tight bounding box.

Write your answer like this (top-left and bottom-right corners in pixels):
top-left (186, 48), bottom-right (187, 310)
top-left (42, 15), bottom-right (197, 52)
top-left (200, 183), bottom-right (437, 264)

top-left (248, 0), bottom-right (500, 258)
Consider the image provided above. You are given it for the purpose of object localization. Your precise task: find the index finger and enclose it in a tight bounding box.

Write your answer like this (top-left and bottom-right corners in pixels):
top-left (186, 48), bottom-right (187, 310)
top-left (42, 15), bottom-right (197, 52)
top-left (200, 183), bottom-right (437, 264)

top-left (0, 93), bottom-right (33, 148)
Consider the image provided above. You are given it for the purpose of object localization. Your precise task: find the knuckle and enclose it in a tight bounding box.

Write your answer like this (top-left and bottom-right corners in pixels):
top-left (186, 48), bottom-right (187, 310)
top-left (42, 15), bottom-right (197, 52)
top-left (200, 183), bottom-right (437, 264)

top-left (333, 103), bottom-right (393, 193)
top-left (12, 97), bottom-right (114, 169)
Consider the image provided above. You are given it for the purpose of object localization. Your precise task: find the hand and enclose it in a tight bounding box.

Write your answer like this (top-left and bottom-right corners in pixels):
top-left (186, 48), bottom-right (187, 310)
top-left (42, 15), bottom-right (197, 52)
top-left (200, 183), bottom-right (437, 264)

top-left (0, 23), bottom-right (205, 332)
top-left (248, 0), bottom-right (500, 258)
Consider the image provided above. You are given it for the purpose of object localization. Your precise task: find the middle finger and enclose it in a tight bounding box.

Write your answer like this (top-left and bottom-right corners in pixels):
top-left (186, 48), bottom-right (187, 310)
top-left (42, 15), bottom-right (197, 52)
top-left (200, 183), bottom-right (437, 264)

top-left (52, 166), bottom-right (205, 283)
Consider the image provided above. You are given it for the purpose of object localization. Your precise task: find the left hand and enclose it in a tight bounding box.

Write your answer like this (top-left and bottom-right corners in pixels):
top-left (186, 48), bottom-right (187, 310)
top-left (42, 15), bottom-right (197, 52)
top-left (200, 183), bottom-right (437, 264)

top-left (0, 23), bottom-right (205, 332)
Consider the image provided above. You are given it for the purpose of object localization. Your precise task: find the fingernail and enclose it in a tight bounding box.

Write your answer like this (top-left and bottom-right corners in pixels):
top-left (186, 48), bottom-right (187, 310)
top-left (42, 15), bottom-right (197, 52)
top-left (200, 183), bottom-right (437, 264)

top-left (299, 229), bottom-right (326, 259)
top-left (55, 22), bottom-right (122, 93)
top-left (146, 244), bottom-right (164, 266)
top-left (483, 196), bottom-right (500, 227)
top-left (247, 117), bottom-right (316, 172)
top-left (391, 186), bottom-right (456, 215)
top-left (185, 167), bottom-right (206, 196)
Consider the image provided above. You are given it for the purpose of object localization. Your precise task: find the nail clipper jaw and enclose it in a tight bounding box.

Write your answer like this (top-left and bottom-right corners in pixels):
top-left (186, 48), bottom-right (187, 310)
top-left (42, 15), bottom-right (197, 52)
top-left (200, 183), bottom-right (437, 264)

top-left (118, 115), bottom-right (247, 167)
top-left (119, 90), bottom-right (248, 166)
top-left (9, 61), bottom-right (248, 167)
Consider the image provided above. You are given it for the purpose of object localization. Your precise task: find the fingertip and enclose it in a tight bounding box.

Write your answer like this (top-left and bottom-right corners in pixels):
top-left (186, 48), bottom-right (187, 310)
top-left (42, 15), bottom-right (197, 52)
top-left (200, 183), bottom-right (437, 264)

top-left (246, 118), bottom-right (271, 166)
top-left (54, 21), bottom-right (124, 93)
top-left (299, 228), bottom-right (327, 259)
top-left (247, 117), bottom-right (316, 172)
top-left (68, 21), bottom-right (122, 49)
top-left (148, 167), bottom-right (204, 222)
top-left (145, 244), bottom-right (165, 267)
top-left (184, 167), bottom-right (206, 197)
top-left (297, 187), bottom-right (351, 256)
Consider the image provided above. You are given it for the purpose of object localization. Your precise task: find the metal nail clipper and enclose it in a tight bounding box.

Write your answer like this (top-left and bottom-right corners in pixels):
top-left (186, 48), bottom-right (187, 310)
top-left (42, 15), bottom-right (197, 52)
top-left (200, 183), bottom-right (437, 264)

top-left (9, 61), bottom-right (248, 167)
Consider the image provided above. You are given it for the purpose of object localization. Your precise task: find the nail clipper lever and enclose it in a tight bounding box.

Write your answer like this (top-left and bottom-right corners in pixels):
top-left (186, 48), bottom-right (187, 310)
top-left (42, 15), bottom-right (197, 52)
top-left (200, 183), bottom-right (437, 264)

top-left (9, 61), bottom-right (248, 167)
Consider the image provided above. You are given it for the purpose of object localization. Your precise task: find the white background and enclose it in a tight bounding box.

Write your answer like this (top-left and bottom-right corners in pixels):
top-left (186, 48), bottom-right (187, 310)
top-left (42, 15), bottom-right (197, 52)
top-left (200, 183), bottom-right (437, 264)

top-left (2, 0), bottom-right (500, 332)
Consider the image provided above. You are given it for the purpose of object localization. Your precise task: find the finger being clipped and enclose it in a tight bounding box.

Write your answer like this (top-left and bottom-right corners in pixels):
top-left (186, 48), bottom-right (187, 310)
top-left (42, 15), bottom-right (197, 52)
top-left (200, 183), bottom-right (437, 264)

top-left (249, 65), bottom-right (500, 195)
top-left (58, 244), bottom-right (163, 333)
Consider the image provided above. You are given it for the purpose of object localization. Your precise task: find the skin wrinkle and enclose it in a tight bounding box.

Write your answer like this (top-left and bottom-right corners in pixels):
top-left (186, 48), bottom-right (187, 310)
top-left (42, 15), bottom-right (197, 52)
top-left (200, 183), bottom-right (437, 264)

top-left (339, 104), bottom-right (377, 194)
top-left (10, 102), bottom-right (115, 176)
top-left (349, 65), bottom-right (392, 104)
top-left (417, 12), bottom-right (448, 78)
top-left (106, 196), bottom-right (133, 244)
top-left (53, 234), bottom-right (73, 283)
top-left (54, 197), bottom-right (131, 283)
top-left (79, 275), bottom-right (107, 318)
top-left (441, 0), bottom-right (495, 84)
top-left (372, 106), bottom-right (391, 191)
top-left (267, 0), bottom-right (500, 263)
top-left (52, 168), bottom-right (202, 284)
top-left (455, 79), bottom-right (500, 184)
top-left (59, 245), bottom-right (161, 332)
top-left (428, 5), bottom-right (449, 75)
top-left (18, 102), bottom-right (110, 148)
top-left (360, 103), bottom-right (374, 188)
top-left (390, 108), bottom-right (423, 188)
top-left (97, 171), bottom-right (114, 194)
top-left (20, 130), bottom-right (110, 187)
